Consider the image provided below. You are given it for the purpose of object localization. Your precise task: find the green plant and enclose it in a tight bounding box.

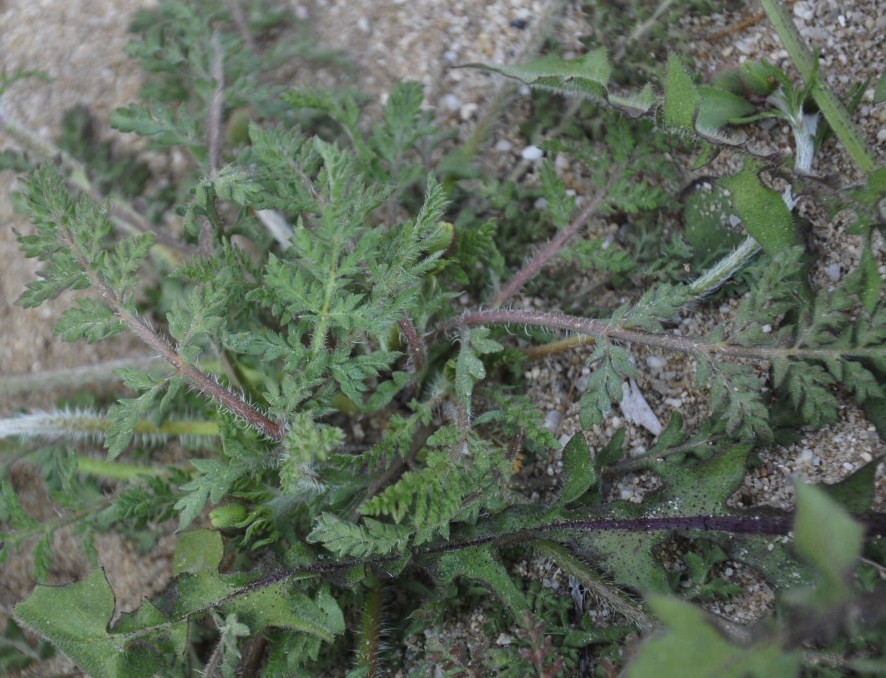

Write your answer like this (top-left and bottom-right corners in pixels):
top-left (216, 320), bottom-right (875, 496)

top-left (1, 0), bottom-right (885, 676)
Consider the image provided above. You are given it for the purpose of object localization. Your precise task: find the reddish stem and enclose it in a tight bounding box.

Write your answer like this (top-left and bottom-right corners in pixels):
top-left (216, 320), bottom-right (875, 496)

top-left (60, 230), bottom-right (284, 442)
top-left (398, 316), bottom-right (425, 371)
top-left (488, 179), bottom-right (611, 309)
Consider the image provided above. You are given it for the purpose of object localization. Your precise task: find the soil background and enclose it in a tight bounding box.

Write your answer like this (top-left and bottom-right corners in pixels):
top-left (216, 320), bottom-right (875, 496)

top-left (0, 1), bottom-right (884, 676)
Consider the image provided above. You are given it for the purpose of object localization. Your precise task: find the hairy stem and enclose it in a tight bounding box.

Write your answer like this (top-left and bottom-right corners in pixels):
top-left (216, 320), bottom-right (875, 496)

top-left (57, 225), bottom-right (284, 442)
top-left (356, 583), bottom-right (384, 676)
top-left (0, 409), bottom-right (219, 442)
top-left (447, 308), bottom-right (883, 362)
top-left (0, 113), bottom-right (192, 265)
top-left (116, 307), bottom-right (284, 441)
top-left (489, 179), bottom-right (611, 308)
top-left (398, 316), bottom-right (425, 371)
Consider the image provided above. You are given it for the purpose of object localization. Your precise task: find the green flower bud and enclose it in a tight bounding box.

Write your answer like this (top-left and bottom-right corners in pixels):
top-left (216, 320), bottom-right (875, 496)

top-left (210, 503), bottom-right (247, 528)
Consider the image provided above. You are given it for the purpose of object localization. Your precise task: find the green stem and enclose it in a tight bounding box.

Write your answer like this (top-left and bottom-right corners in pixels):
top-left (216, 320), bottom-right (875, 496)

top-left (356, 581), bottom-right (384, 676)
top-left (0, 409), bottom-right (219, 441)
top-left (759, 0), bottom-right (875, 173)
top-left (76, 456), bottom-right (163, 480)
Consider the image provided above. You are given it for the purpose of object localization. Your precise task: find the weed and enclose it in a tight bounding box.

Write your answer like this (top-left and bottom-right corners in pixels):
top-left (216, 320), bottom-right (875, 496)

top-left (1, 0), bottom-right (885, 676)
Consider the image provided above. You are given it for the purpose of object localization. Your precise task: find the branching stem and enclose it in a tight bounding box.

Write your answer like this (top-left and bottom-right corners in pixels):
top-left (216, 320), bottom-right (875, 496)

top-left (57, 226), bottom-right (284, 442)
top-left (446, 309), bottom-right (883, 362)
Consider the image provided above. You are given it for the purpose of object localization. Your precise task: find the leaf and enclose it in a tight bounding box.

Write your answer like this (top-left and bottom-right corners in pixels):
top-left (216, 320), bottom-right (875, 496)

top-left (174, 459), bottom-right (246, 530)
top-left (718, 160), bottom-right (802, 256)
top-left (173, 529), bottom-right (224, 575)
top-left (596, 427), bottom-right (626, 469)
top-left (697, 86), bottom-right (757, 130)
top-left (579, 344), bottom-right (636, 429)
top-left (434, 545), bottom-right (528, 619)
top-left (560, 445), bottom-right (756, 595)
top-left (104, 374), bottom-right (169, 459)
top-left (110, 103), bottom-right (201, 149)
top-left (164, 571), bottom-right (345, 643)
top-left (539, 160), bottom-right (575, 229)
top-left (626, 594), bottom-right (800, 677)
top-left (664, 55), bottom-right (701, 132)
top-left (462, 49), bottom-right (611, 100)
top-left (555, 434), bottom-right (595, 507)
top-left (790, 481), bottom-right (864, 607)
top-left (758, 0), bottom-right (875, 172)
top-left (54, 298), bottom-right (125, 343)
top-left (307, 513), bottom-right (413, 559)
top-left (820, 458), bottom-right (881, 514)
top-left (454, 327), bottom-right (503, 414)
top-left (855, 243), bottom-right (882, 313)
top-left (14, 569), bottom-right (173, 678)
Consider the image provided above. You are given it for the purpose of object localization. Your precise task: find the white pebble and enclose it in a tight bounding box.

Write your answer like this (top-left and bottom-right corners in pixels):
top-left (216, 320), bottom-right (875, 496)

top-left (444, 50), bottom-right (458, 63)
top-left (794, 2), bottom-right (814, 21)
top-left (544, 410), bottom-right (561, 433)
top-left (459, 102), bottom-right (479, 120)
top-left (521, 145), bottom-right (544, 161)
top-left (877, 129), bottom-right (886, 143)
top-left (842, 462), bottom-right (854, 471)
top-left (646, 356), bottom-right (667, 369)
top-left (494, 139), bottom-right (513, 152)
top-left (357, 17), bottom-right (370, 33)
top-left (441, 94), bottom-right (460, 112)
top-left (824, 263), bottom-right (842, 281)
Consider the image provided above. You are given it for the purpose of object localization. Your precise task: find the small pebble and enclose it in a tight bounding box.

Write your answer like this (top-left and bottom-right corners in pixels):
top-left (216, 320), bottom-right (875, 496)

top-left (459, 102), bottom-right (478, 120)
top-left (646, 356), bottom-right (667, 369)
top-left (441, 93), bottom-right (460, 111)
top-left (494, 139), bottom-right (513, 152)
top-left (521, 145), bottom-right (544, 160)
top-left (823, 263), bottom-right (842, 281)
top-left (544, 410), bottom-right (561, 433)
